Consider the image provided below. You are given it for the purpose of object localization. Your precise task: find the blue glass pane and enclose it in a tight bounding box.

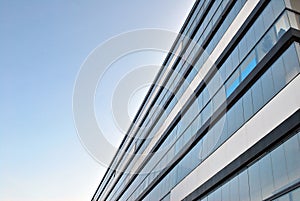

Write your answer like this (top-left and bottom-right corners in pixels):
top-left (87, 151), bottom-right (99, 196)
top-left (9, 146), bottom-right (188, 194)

top-left (241, 57), bottom-right (257, 80)
top-left (226, 78), bottom-right (240, 97)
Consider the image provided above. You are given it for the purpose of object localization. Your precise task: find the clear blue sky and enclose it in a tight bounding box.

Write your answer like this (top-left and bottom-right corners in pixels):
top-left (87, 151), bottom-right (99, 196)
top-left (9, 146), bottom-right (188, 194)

top-left (0, 0), bottom-right (195, 200)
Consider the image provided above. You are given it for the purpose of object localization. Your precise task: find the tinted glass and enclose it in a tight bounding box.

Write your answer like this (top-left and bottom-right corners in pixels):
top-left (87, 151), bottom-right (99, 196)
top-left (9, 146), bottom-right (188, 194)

top-left (271, 145), bottom-right (289, 189)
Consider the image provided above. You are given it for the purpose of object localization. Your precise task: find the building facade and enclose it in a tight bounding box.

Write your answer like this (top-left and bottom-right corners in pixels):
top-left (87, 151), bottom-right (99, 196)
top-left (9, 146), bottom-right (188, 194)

top-left (93, 0), bottom-right (300, 200)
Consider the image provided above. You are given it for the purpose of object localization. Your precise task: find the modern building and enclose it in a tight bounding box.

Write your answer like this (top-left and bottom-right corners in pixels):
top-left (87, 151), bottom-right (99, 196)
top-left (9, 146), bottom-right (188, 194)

top-left (92, 0), bottom-right (300, 200)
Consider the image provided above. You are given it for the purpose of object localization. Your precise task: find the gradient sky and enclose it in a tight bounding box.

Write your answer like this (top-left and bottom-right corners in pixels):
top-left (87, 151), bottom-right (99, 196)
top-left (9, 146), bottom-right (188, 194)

top-left (0, 1), bottom-right (195, 200)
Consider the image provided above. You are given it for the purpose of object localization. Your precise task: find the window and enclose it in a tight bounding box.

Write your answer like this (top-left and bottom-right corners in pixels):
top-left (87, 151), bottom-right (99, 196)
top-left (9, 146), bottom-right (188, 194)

top-left (245, 26), bottom-right (256, 51)
top-left (271, 0), bottom-right (285, 18)
top-left (234, 98), bottom-right (245, 131)
top-left (221, 182), bottom-right (230, 201)
top-left (242, 89), bottom-right (254, 121)
top-left (251, 79), bottom-right (264, 113)
top-left (261, 68), bottom-right (276, 103)
top-left (253, 14), bottom-right (266, 42)
top-left (262, 4), bottom-right (275, 30)
top-left (226, 69), bottom-right (240, 97)
top-left (202, 101), bottom-right (212, 124)
top-left (226, 105), bottom-right (236, 135)
top-left (212, 89), bottom-right (225, 112)
top-left (274, 13), bottom-right (289, 38)
top-left (256, 28), bottom-right (276, 61)
top-left (240, 52), bottom-right (257, 80)
top-left (282, 43), bottom-right (300, 84)
top-left (283, 134), bottom-right (300, 181)
top-left (238, 171), bottom-right (250, 201)
top-left (229, 176), bottom-right (240, 201)
top-left (249, 163), bottom-right (263, 201)
top-left (271, 146), bottom-right (289, 189)
top-left (271, 57), bottom-right (286, 91)
top-left (259, 155), bottom-right (275, 199)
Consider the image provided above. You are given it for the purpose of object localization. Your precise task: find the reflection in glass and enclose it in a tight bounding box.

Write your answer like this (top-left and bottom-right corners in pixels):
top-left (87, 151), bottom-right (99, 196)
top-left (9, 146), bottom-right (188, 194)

top-left (271, 145), bottom-right (289, 190)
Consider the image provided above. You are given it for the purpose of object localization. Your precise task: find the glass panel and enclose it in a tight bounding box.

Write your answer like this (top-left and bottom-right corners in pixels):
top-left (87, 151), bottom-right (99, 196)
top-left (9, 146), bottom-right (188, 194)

top-left (203, 87), bottom-right (210, 106)
top-left (274, 13), bottom-right (289, 38)
top-left (240, 52), bottom-right (257, 80)
top-left (251, 79), bottom-right (264, 113)
top-left (214, 187), bottom-right (222, 201)
top-left (271, 0), bottom-right (285, 17)
top-left (189, 139), bottom-right (200, 168)
top-left (201, 135), bottom-right (208, 160)
top-left (253, 14), bottom-right (266, 42)
top-left (202, 102), bottom-right (212, 124)
top-left (234, 98), bottom-right (245, 131)
top-left (229, 176), bottom-right (240, 201)
top-left (277, 194), bottom-right (290, 201)
top-left (186, 67), bottom-right (197, 83)
top-left (223, 59), bottom-right (232, 80)
top-left (239, 38), bottom-right (248, 63)
top-left (262, 3), bottom-right (276, 30)
top-left (246, 26), bottom-right (256, 51)
top-left (227, 105), bottom-right (236, 136)
top-left (198, 139), bottom-right (204, 162)
top-left (218, 114), bottom-right (228, 145)
top-left (201, 196), bottom-right (208, 201)
top-left (282, 44), bottom-right (300, 84)
top-left (256, 28), bottom-right (277, 61)
top-left (209, 72), bottom-right (222, 97)
top-left (213, 116), bottom-right (225, 148)
top-left (242, 88), bottom-right (254, 121)
top-left (271, 57), bottom-right (286, 92)
top-left (202, 131), bottom-right (213, 159)
top-left (198, 93), bottom-right (204, 111)
top-left (222, 182), bottom-right (230, 201)
top-left (231, 48), bottom-right (240, 74)
top-left (219, 62), bottom-right (226, 81)
top-left (261, 68), bottom-right (276, 103)
top-left (249, 162), bottom-right (262, 201)
top-left (226, 69), bottom-right (240, 97)
top-left (259, 154), bottom-right (275, 199)
top-left (287, 11), bottom-right (300, 30)
top-left (271, 145), bottom-right (289, 189)
top-left (207, 191), bottom-right (214, 201)
top-left (291, 187), bottom-right (300, 200)
top-left (238, 170), bottom-right (250, 201)
top-left (212, 89), bottom-right (225, 112)
top-left (283, 134), bottom-right (300, 182)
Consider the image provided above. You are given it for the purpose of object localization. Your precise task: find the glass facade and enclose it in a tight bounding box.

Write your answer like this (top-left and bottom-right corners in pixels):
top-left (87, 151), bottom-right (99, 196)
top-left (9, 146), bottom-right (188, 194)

top-left (142, 42), bottom-right (300, 201)
top-left (93, 0), bottom-right (300, 201)
top-left (198, 130), bottom-right (300, 201)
